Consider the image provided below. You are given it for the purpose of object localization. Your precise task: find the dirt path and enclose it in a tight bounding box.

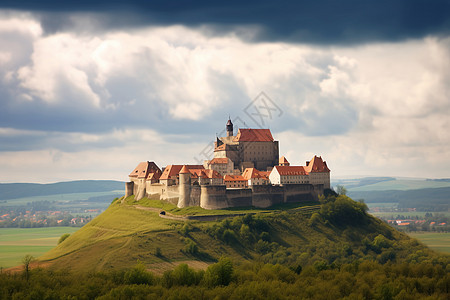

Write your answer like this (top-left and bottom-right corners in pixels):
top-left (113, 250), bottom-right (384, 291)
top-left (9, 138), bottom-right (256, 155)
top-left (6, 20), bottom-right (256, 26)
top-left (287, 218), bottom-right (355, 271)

top-left (133, 204), bottom-right (320, 221)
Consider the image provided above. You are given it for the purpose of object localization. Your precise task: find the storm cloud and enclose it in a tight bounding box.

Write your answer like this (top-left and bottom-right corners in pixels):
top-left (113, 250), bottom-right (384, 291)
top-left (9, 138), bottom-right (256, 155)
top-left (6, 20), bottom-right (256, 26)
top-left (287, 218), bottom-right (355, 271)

top-left (1, 0), bottom-right (449, 44)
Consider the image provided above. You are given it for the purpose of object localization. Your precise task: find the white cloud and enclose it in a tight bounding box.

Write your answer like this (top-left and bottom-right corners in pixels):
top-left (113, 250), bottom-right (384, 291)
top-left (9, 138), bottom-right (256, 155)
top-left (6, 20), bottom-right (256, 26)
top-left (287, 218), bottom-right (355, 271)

top-left (0, 12), bottom-right (449, 181)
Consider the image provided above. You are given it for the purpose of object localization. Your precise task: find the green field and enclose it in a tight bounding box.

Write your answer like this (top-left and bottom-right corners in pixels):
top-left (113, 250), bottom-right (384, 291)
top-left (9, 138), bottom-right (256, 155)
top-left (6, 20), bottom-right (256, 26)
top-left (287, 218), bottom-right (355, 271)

top-left (348, 179), bottom-right (450, 192)
top-left (370, 211), bottom-right (450, 219)
top-left (0, 227), bottom-right (79, 268)
top-left (409, 232), bottom-right (450, 254)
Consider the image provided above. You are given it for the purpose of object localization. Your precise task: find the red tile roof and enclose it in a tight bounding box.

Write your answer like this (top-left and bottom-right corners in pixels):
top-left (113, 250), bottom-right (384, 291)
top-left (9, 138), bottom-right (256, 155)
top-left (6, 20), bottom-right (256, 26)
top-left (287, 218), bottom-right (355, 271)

top-left (189, 169), bottom-right (223, 179)
top-left (160, 165), bottom-right (204, 180)
top-left (304, 156), bottom-right (330, 173)
top-left (273, 165), bottom-right (307, 176)
top-left (179, 165), bottom-right (190, 174)
top-left (242, 168), bottom-right (269, 180)
top-left (224, 175), bottom-right (247, 182)
top-left (233, 129), bottom-right (274, 142)
top-left (129, 161), bottom-right (162, 180)
top-left (209, 157), bottom-right (229, 164)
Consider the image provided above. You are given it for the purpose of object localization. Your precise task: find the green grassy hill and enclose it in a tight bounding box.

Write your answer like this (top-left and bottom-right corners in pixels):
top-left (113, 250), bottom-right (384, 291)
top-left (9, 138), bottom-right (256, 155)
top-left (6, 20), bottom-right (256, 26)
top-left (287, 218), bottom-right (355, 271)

top-left (38, 195), bottom-right (443, 274)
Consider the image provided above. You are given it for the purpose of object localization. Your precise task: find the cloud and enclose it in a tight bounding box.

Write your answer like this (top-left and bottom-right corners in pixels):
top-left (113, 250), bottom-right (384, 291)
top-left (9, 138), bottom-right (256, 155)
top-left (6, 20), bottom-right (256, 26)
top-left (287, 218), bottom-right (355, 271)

top-left (2, 1), bottom-right (450, 45)
top-left (0, 12), bottom-right (449, 181)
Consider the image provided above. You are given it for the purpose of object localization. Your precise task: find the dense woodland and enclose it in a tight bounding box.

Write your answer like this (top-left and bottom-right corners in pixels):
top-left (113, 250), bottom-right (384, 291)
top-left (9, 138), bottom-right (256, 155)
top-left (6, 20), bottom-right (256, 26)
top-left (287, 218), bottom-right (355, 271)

top-left (1, 257), bottom-right (449, 299)
top-left (1, 194), bottom-right (449, 299)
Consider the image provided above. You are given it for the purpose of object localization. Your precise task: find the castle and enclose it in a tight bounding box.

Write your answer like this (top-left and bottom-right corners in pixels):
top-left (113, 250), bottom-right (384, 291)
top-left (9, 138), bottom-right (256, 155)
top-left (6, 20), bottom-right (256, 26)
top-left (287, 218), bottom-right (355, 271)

top-left (125, 119), bottom-right (331, 209)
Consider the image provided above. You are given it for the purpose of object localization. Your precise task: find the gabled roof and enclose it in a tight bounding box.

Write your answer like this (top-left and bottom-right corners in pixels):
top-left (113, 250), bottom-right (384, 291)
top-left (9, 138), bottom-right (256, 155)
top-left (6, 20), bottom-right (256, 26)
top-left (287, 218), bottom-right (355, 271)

top-left (233, 128), bottom-right (274, 142)
top-left (224, 175), bottom-right (247, 182)
top-left (129, 161), bottom-right (162, 180)
top-left (242, 168), bottom-right (269, 180)
top-left (273, 165), bottom-right (307, 176)
top-left (160, 165), bottom-right (204, 180)
top-left (209, 157), bottom-right (229, 164)
top-left (304, 156), bottom-right (330, 173)
top-left (279, 156), bottom-right (289, 165)
top-left (189, 169), bottom-right (223, 179)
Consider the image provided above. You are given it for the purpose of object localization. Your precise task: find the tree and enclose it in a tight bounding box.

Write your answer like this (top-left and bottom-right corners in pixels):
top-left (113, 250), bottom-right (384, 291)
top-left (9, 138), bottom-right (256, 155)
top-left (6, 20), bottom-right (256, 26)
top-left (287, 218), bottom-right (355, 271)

top-left (22, 255), bottom-right (34, 281)
top-left (203, 257), bottom-right (233, 287)
top-left (336, 185), bottom-right (347, 196)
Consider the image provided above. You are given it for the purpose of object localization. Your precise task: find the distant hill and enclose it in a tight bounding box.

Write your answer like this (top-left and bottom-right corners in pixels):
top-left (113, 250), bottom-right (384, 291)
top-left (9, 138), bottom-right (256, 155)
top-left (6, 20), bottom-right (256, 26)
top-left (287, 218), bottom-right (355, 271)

top-left (0, 180), bottom-right (124, 200)
top-left (333, 177), bottom-right (450, 192)
top-left (348, 187), bottom-right (450, 210)
top-left (332, 177), bottom-right (450, 210)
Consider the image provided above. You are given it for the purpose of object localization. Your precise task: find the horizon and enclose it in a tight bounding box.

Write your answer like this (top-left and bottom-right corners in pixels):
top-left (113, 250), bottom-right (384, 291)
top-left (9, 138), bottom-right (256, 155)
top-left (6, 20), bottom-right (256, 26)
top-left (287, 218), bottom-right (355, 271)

top-left (0, 1), bottom-right (449, 183)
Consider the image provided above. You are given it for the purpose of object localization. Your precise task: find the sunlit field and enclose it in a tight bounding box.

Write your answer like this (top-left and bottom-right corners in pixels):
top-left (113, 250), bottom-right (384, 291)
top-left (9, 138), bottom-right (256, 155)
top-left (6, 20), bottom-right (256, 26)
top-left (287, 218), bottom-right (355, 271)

top-left (0, 227), bottom-right (79, 268)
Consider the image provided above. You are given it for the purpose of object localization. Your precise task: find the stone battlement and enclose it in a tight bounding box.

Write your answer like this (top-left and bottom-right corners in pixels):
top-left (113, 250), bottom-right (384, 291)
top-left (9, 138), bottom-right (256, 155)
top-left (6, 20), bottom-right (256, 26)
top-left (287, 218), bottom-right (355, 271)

top-left (126, 180), bottom-right (323, 210)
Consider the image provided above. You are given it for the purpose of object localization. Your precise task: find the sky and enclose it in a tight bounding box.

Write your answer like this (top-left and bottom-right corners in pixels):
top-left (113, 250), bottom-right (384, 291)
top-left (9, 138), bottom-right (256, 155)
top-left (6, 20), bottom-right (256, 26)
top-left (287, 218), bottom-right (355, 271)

top-left (0, 1), bottom-right (449, 183)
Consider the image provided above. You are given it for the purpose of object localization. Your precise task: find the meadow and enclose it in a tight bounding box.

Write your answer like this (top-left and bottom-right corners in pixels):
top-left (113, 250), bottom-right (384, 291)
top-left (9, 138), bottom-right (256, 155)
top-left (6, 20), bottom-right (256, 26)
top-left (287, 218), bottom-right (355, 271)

top-left (0, 227), bottom-right (79, 268)
top-left (409, 232), bottom-right (450, 254)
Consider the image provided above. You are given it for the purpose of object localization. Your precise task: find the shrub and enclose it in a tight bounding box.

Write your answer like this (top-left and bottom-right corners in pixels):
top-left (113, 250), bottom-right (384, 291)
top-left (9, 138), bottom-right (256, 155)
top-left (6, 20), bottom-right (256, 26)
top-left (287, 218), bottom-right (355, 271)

top-left (124, 262), bottom-right (153, 285)
top-left (58, 233), bottom-right (71, 245)
top-left (203, 257), bottom-right (234, 287)
top-left (184, 238), bottom-right (199, 255)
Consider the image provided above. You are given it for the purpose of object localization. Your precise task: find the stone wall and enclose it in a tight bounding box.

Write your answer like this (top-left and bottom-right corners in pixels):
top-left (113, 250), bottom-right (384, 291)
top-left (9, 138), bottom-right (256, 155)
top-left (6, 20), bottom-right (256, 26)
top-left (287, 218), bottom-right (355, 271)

top-left (225, 188), bottom-right (253, 207)
top-left (251, 185), bottom-right (284, 208)
top-left (126, 180), bottom-right (323, 210)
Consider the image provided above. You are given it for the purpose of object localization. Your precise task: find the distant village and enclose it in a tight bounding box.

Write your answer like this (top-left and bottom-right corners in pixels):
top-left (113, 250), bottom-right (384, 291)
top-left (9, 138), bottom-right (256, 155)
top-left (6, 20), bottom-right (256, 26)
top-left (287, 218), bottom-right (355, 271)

top-left (0, 209), bottom-right (98, 228)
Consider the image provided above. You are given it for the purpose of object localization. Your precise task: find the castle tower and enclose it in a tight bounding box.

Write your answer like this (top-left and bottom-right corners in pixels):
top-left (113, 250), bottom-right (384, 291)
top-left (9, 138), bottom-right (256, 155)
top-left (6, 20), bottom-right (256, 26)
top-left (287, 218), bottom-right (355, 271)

top-left (178, 165), bottom-right (191, 208)
top-left (226, 118), bottom-right (233, 137)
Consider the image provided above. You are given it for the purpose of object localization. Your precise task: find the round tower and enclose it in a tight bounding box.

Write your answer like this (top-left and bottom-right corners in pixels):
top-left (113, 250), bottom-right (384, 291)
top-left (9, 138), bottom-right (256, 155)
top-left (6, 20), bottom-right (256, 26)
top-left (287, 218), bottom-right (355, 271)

top-left (178, 165), bottom-right (191, 208)
top-left (226, 118), bottom-right (233, 137)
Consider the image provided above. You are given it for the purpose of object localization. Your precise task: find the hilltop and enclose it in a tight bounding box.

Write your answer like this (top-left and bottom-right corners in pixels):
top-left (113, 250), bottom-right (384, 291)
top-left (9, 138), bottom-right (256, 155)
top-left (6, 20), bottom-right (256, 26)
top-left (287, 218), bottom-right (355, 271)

top-left (37, 194), bottom-right (443, 274)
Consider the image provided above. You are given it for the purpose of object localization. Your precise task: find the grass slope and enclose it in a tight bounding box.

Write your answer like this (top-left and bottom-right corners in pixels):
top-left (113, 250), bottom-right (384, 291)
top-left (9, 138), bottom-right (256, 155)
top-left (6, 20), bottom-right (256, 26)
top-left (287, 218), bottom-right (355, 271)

top-left (37, 195), bottom-right (441, 274)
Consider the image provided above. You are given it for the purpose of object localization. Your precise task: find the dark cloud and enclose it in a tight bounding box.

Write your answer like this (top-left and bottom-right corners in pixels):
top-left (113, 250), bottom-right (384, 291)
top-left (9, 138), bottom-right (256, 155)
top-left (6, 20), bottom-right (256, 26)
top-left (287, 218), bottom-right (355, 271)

top-left (1, 0), bottom-right (449, 44)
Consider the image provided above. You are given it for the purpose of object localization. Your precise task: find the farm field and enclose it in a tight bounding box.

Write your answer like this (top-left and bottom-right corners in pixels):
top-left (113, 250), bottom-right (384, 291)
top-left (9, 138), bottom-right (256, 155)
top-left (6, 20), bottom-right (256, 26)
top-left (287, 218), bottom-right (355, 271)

top-left (348, 179), bottom-right (450, 192)
top-left (409, 232), bottom-right (450, 254)
top-left (370, 211), bottom-right (450, 219)
top-left (0, 227), bottom-right (79, 268)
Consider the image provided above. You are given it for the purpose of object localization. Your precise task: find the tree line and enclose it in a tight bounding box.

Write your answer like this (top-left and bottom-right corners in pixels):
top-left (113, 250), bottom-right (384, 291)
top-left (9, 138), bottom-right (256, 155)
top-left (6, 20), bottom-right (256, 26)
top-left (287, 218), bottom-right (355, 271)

top-left (1, 256), bottom-right (449, 299)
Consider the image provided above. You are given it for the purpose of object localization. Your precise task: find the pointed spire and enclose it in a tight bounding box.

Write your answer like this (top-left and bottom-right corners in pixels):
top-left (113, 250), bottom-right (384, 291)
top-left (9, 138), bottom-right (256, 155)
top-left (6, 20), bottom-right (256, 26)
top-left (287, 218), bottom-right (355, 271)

top-left (179, 165), bottom-right (190, 174)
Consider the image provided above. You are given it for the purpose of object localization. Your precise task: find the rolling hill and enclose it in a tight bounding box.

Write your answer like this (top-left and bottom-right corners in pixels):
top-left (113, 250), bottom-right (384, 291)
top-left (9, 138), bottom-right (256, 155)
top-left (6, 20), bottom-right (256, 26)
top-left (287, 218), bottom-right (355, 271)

top-left (333, 177), bottom-right (450, 210)
top-left (37, 194), bottom-right (440, 274)
top-left (0, 180), bottom-right (124, 201)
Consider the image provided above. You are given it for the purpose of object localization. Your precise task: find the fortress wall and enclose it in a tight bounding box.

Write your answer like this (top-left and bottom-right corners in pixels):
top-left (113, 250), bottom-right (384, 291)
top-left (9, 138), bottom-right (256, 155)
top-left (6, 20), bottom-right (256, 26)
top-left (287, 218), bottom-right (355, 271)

top-left (251, 185), bottom-right (284, 208)
top-left (135, 179), bottom-right (146, 201)
top-left (225, 188), bottom-right (252, 208)
top-left (283, 184), bottom-right (317, 203)
top-left (190, 185), bottom-right (201, 206)
top-left (160, 185), bottom-right (180, 205)
top-left (147, 183), bottom-right (164, 196)
top-left (125, 182), bottom-right (134, 198)
top-left (200, 185), bottom-right (229, 210)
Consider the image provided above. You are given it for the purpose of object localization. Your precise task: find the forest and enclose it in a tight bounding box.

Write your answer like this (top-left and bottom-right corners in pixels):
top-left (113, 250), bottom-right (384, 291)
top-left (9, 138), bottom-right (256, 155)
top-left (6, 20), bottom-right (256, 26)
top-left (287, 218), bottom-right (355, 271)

top-left (1, 257), bottom-right (449, 299)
